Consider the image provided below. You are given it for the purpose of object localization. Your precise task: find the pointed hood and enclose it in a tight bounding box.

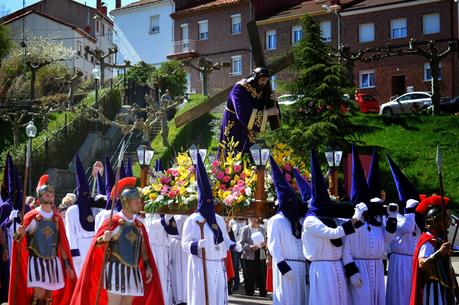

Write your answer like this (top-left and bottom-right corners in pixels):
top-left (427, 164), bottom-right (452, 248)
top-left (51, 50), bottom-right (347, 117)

top-left (155, 159), bottom-right (163, 172)
top-left (387, 155), bottom-right (419, 205)
top-left (270, 156), bottom-right (301, 239)
top-left (125, 157), bottom-right (133, 177)
top-left (307, 150), bottom-right (333, 217)
top-left (293, 168), bottom-right (310, 218)
top-left (1, 154), bottom-right (14, 201)
top-left (119, 160), bottom-right (126, 179)
top-left (351, 145), bottom-right (370, 205)
top-left (195, 153), bottom-right (223, 245)
top-left (74, 154), bottom-right (95, 231)
top-left (104, 156), bottom-right (115, 210)
top-left (367, 149), bottom-right (381, 200)
top-left (96, 172), bottom-right (106, 196)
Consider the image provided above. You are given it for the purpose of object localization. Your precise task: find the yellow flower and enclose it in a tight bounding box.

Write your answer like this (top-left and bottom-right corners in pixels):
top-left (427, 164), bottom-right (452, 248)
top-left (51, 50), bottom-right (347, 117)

top-left (149, 193), bottom-right (158, 200)
top-left (223, 191), bottom-right (231, 199)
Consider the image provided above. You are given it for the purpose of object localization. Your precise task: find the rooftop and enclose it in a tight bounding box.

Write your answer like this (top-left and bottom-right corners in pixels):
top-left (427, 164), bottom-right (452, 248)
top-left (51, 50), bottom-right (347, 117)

top-left (172, 0), bottom-right (249, 17)
top-left (111, 0), bottom-right (163, 13)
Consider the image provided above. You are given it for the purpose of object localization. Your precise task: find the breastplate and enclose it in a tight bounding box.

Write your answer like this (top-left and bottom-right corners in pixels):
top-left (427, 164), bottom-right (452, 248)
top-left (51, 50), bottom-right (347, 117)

top-left (108, 222), bottom-right (142, 267)
top-left (27, 218), bottom-right (59, 259)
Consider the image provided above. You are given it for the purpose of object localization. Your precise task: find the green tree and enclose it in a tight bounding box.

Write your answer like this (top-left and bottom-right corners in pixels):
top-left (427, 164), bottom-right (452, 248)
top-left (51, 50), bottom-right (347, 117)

top-left (0, 25), bottom-right (12, 65)
top-left (149, 60), bottom-right (186, 98)
top-left (269, 15), bottom-right (368, 153)
top-left (125, 61), bottom-right (156, 84)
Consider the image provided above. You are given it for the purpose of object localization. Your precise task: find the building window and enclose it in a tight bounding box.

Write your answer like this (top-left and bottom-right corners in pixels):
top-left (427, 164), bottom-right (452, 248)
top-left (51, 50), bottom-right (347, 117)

top-left (198, 71), bottom-right (203, 81)
top-left (96, 20), bottom-right (99, 33)
top-left (423, 13), bottom-right (440, 34)
top-left (186, 72), bottom-right (191, 92)
top-left (266, 30), bottom-right (276, 50)
top-left (77, 41), bottom-right (82, 56)
top-left (198, 20), bottom-right (208, 40)
top-left (150, 15), bottom-right (160, 34)
top-left (391, 18), bottom-right (407, 39)
top-left (231, 55), bottom-right (242, 75)
top-left (359, 70), bottom-right (375, 88)
top-left (424, 62), bottom-right (442, 81)
top-left (101, 23), bottom-right (105, 36)
top-left (270, 75), bottom-right (277, 91)
top-left (292, 25), bottom-right (303, 45)
top-left (359, 23), bottom-right (374, 43)
top-left (320, 21), bottom-right (331, 42)
top-left (231, 14), bottom-right (241, 34)
top-left (91, 56), bottom-right (94, 63)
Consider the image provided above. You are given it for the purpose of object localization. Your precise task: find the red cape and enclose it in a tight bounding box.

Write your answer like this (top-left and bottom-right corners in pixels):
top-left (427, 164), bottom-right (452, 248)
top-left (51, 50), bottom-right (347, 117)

top-left (226, 251), bottom-right (235, 280)
top-left (410, 232), bottom-right (436, 305)
top-left (8, 209), bottom-right (77, 305)
top-left (70, 215), bottom-right (164, 305)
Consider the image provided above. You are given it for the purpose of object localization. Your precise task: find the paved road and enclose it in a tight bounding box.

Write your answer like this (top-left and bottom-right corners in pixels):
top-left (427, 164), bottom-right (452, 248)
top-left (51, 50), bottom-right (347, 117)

top-left (229, 257), bottom-right (459, 305)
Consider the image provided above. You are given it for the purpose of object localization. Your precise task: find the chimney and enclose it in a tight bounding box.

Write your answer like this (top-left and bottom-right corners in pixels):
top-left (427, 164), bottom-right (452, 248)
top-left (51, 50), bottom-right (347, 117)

top-left (116, 0), bottom-right (121, 8)
top-left (96, 0), bottom-right (102, 10)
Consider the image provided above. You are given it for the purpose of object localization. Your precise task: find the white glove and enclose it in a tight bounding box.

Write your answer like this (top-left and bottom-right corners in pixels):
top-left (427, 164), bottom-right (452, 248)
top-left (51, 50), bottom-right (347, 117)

top-left (350, 273), bottom-right (363, 288)
top-left (387, 203), bottom-right (399, 218)
top-left (353, 202), bottom-right (368, 221)
top-left (283, 269), bottom-right (296, 281)
top-left (406, 199), bottom-right (419, 209)
top-left (266, 107), bottom-right (279, 116)
top-left (198, 239), bottom-right (207, 249)
top-left (9, 210), bottom-right (19, 221)
top-left (235, 243), bottom-right (243, 253)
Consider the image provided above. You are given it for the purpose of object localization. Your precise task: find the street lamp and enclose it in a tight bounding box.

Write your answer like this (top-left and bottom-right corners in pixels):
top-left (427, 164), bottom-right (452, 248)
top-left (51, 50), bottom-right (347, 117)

top-left (25, 121), bottom-right (37, 195)
top-left (250, 141), bottom-right (270, 216)
top-left (92, 67), bottom-right (101, 131)
top-left (188, 144), bottom-right (207, 165)
top-left (322, 3), bottom-right (342, 49)
top-left (136, 142), bottom-right (155, 187)
top-left (324, 147), bottom-right (343, 198)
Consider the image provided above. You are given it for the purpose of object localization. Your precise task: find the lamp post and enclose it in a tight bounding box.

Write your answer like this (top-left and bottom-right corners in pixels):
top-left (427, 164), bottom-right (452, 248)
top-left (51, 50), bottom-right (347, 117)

top-left (250, 141), bottom-right (270, 216)
top-left (324, 147), bottom-right (343, 199)
top-left (25, 120), bottom-right (37, 195)
top-left (92, 67), bottom-right (101, 132)
top-left (322, 3), bottom-right (342, 49)
top-left (188, 144), bottom-right (207, 165)
top-left (136, 142), bottom-right (155, 188)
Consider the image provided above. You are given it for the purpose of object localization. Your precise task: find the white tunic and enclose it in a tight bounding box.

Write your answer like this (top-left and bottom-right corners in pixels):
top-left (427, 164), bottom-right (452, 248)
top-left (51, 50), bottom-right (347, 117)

top-left (64, 205), bottom-right (101, 277)
top-left (144, 214), bottom-right (173, 305)
top-left (302, 215), bottom-right (350, 305)
top-left (182, 212), bottom-right (230, 305)
top-left (268, 212), bottom-right (308, 305)
top-left (169, 215), bottom-right (188, 304)
top-left (343, 220), bottom-right (395, 305)
top-left (95, 209), bottom-right (112, 232)
top-left (386, 213), bottom-right (420, 305)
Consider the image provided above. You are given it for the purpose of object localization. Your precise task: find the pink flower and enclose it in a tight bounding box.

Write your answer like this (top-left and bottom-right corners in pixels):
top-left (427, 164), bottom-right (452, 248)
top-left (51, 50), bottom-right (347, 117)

top-left (284, 163), bottom-right (292, 172)
top-left (168, 189), bottom-right (178, 198)
top-left (219, 184), bottom-right (227, 190)
top-left (170, 169), bottom-right (179, 177)
top-left (225, 167), bottom-right (232, 175)
top-left (285, 173), bottom-right (292, 182)
top-left (160, 176), bottom-right (171, 184)
top-left (240, 173), bottom-right (246, 179)
top-left (233, 164), bottom-right (242, 173)
top-left (216, 171), bottom-right (225, 180)
top-left (212, 161), bottom-right (220, 167)
top-left (237, 180), bottom-right (245, 187)
top-left (223, 198), bottom-right (233, 206)
top-left (161, 185), bottom-right (169, 195)
top-left (222, 175), bottom-right (231, 183)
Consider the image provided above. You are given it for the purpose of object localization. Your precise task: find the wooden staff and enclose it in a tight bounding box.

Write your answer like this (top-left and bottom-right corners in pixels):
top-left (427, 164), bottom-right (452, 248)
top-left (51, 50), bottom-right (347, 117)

top-left (11, 140), bottom-right (31, 305)
top-left (196, 220), bottom-right (209, 305)
top-left (95, 141), bottom-right (126, 305)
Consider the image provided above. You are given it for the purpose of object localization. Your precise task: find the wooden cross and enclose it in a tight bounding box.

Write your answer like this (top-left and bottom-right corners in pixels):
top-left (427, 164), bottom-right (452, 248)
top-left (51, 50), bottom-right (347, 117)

top-left (174, 21), bottom-right (294, 128)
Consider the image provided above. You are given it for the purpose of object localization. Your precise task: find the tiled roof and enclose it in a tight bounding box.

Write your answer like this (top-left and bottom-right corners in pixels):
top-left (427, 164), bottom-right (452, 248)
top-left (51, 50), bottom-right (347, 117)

top-left (343, 0), bottom-right (418, 11)
top-left (111, 0), bottom-right (162, 13)
top-left (172, 0), bottom-right (248, 17)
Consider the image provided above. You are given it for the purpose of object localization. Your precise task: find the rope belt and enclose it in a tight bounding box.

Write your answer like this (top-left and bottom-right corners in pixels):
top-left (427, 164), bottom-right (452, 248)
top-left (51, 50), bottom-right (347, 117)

top-left (311, 259), bottom-right (341, 262)
top-left (285, 259), bottom-right (308, 263)
top-left (354, 257), bottom-right (381, 260)
top-left (198, 256), bottom-right (224, 262)
top-left (390, 252), bottom-right (413, 257)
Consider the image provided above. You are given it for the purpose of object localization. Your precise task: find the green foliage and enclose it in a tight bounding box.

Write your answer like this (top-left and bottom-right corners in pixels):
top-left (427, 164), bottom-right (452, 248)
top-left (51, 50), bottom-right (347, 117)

top-left (125, 61), bottom-right (156, 84)
top-left (0, 25), bottom-right (12, 61)
top-left (269, 15), bottom-right (368, 153)
top-left (149, 60), bottom-right (187, 98)
top-left (36, 64), bottom-right (71, 97)
top-left (0, 53), bottom-right (26, 98)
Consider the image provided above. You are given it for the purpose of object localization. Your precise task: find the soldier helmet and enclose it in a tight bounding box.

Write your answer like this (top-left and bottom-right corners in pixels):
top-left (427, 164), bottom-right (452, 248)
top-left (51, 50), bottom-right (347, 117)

top-left (416, 195), bottom-right (451, 232)
top-left (110, 177), bottom-right (140, 209)
top-left (36, 175), bottom-right (54, 198)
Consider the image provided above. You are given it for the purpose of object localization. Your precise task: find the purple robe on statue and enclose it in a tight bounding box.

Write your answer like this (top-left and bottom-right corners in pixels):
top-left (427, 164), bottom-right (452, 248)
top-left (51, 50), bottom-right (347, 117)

top-left (219, 79), bottom-right (269, 155)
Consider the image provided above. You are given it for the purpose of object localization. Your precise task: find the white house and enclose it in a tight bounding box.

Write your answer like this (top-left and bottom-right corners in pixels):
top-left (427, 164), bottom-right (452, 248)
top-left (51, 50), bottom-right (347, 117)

top-left (110, 0), bottom-right (175, 68)
top-left (4, 10), bottom-right (114, 82)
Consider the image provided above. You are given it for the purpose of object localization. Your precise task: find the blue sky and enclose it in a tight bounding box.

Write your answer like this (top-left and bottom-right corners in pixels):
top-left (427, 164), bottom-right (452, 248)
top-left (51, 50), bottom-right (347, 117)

top-left (0, 0), bottom-right (139, 17)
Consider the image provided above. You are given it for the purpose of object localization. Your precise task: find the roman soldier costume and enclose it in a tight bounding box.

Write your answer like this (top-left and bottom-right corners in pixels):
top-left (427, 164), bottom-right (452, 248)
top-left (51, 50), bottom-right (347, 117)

top-left (70, 177), bottom-right (164, 305)
top-left (8, 175), bottom-right (76, 305)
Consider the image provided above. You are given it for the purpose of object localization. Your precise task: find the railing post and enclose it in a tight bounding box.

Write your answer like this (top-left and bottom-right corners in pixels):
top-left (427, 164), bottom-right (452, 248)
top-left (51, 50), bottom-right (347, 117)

top-left (45, 137), bottom-right (49, 168)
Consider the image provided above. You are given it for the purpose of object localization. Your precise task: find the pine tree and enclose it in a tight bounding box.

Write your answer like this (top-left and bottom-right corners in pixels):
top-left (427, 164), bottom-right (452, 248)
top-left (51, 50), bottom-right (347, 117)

top-left (270, 15), bottom-right (368, 152)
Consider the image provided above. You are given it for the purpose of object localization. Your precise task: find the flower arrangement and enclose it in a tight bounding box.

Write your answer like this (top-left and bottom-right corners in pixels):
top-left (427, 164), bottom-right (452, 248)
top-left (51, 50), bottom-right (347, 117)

top-left (210, 139), bottom-right (257, 213)
top-left (142, 152), bottom-right (198, 213)
top-left (266, 143), bottom-right (310, 201)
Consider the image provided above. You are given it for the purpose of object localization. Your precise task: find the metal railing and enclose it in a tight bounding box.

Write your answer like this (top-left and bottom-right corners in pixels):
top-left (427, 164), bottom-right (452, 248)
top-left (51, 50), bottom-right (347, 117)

top-left (171, 39), bottom-right (197, 55)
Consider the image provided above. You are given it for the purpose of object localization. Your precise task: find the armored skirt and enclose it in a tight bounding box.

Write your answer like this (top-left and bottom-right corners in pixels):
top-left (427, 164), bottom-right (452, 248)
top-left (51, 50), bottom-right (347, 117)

top-left (25, 207), bottom-right (65, 290)
top-left (104, 215), bottom-right (144, 296)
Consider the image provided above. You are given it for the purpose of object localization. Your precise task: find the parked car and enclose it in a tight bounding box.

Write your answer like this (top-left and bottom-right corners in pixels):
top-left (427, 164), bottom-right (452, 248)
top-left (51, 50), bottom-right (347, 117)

top-left (426, 96), bottom-right (459, 114)
top-left (355, 93), bottom-right (380, 113)
top-left (278, 94), bottom-right (304, 105)
top-left (379, 92), bottom-right (432, 115)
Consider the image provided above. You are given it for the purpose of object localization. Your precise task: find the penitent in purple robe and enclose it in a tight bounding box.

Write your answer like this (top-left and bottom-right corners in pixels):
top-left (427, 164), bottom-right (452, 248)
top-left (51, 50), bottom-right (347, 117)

top-left (219, 80), bottom-right (269, 155)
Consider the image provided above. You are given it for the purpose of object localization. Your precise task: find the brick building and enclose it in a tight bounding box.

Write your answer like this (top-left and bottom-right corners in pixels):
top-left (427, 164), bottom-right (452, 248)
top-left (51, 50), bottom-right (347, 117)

top-left (257, 0), bottom-right (459, 103)
top-left (168, 0), bottom-right (304, 95)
